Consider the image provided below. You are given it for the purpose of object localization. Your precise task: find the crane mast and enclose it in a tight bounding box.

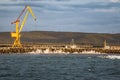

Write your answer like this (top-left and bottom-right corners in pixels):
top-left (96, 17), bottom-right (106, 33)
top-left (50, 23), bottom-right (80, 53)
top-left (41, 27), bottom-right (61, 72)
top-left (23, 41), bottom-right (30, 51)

top-left (11, 5), bottom-right (36, 47)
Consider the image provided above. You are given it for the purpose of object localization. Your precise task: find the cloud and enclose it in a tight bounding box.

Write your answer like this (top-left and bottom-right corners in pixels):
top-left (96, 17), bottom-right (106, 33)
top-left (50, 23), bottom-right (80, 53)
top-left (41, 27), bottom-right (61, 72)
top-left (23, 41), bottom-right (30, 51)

top-left (0, 0), bottom-right (120, 33)
top-left (92, 8), bottom-right (120, 12)
top-left (110, 0), bottom-right (120, 3)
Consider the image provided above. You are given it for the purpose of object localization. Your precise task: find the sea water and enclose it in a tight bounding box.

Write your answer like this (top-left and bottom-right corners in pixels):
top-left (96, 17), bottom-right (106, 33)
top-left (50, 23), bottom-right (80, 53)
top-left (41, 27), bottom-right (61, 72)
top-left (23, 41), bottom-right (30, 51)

top-left (0, 54), bottom-right (120, 80)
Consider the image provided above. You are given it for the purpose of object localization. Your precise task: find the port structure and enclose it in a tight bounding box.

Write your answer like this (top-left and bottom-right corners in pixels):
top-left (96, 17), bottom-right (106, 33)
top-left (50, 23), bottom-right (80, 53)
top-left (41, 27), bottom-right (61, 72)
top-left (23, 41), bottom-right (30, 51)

top-left (104, 40), bottom-right (110, 49)
top-left (11, 5), bottom-right (36, 48)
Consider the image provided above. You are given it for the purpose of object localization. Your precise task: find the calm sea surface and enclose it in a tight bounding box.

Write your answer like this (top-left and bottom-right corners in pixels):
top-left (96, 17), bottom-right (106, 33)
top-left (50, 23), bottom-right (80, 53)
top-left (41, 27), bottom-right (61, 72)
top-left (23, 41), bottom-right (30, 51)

top-left (0, 54), bottom-right (120, 80)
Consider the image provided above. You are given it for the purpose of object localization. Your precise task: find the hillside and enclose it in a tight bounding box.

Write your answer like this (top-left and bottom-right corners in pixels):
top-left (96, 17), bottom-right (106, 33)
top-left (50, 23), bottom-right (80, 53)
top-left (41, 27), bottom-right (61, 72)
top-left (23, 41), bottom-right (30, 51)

top-left (0, 31), bottom-right (119, 46)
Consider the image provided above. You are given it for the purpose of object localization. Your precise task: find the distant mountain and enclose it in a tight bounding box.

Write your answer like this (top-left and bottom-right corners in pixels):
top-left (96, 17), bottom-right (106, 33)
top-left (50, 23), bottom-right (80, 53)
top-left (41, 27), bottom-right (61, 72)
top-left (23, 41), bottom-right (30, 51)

top-left (0, 31), bottom-right (119, 46)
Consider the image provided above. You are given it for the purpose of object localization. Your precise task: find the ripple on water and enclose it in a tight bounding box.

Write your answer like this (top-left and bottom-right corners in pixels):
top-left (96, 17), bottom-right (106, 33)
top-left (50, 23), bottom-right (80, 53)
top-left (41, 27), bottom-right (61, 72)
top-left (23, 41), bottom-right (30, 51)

top-left (0, 54), bottom-right (120, 80)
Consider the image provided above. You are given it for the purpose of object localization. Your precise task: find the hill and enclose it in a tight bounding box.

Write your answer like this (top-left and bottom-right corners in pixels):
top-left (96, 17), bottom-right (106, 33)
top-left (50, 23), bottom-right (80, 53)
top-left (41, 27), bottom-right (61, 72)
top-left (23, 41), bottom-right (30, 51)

top-left (0, 31), bottom-right (119, 46)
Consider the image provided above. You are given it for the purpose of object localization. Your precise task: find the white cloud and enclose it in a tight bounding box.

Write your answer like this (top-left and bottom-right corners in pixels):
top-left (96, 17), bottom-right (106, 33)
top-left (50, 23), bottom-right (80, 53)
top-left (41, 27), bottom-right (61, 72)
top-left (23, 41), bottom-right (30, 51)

top-left (110, 0), bottom-right (120, 3)
top-left (92, 8), bottom-right (120, 12)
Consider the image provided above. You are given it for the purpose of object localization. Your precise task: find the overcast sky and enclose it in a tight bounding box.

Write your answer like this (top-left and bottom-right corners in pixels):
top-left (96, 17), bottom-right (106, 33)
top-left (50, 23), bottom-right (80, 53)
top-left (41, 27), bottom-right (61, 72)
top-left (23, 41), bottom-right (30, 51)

top-left (0, 0), bottom-right (120, 33)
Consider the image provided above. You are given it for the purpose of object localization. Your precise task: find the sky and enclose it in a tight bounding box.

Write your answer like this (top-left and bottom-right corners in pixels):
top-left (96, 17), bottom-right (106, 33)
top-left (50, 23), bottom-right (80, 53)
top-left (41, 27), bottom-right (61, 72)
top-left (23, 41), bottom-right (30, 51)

top-left (0, 0), bottom-right (120, 33)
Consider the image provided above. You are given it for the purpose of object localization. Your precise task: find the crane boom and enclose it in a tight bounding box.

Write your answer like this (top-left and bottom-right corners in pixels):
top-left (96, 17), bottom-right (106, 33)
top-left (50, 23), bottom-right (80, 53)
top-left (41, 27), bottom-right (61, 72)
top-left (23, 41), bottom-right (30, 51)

top-left (17, 6), bottom-right (27, 20)
top-left (19, 6), bottom-right (36, 32)
top-left (11, 6), bottom-right (27, 24)
top-left (27, 6), bottom-right (36, 21)
top-left (19, 11), bottom-right (29, 33)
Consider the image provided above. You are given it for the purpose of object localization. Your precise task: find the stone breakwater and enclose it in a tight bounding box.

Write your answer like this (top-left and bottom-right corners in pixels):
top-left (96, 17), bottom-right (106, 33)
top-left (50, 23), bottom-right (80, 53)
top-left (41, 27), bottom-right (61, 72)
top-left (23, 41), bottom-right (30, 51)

top-left (0, 47), bottom-right (35, 54)
top-left (0, 47), bottom-right (119, 54)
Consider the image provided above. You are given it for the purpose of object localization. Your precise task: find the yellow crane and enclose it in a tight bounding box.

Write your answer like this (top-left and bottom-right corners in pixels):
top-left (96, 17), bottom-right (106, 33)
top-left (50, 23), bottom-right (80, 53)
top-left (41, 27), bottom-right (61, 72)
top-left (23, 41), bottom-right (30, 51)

top-left (11, 5), bottom-right (36, 47)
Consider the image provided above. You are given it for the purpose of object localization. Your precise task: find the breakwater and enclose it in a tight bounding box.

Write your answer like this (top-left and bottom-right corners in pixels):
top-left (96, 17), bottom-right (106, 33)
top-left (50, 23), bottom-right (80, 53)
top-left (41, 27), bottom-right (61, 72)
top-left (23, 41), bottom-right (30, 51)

top-left (0, 46), bottom-right (119, 54)
top-left (0, 47), bottom-right (35, 54)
